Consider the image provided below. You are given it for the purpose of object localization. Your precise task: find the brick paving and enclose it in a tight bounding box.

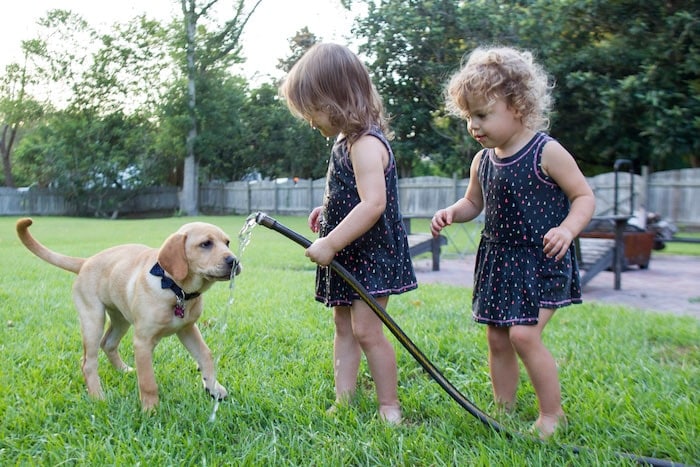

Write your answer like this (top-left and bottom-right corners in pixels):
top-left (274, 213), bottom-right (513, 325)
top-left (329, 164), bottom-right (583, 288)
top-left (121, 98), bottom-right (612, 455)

top-left (413, 254), bottom-right (700, 320)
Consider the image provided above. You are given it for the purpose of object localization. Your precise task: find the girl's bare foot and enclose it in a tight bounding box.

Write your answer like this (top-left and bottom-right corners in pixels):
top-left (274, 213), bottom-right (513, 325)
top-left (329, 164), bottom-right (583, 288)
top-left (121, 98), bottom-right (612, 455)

top-left (326, 396), bottom-right (352, 416)
top-left (531, 412), bottom-right (567, 440)
top-left (379, 404), bottom-right (402, 425)
top-left (496, 399), bottom-right (516, 415)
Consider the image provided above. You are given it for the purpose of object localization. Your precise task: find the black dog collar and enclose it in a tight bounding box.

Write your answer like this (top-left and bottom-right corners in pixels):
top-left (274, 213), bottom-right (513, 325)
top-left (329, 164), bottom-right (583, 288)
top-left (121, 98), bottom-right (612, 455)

top-left (149, 262), bottom-right (201, 318)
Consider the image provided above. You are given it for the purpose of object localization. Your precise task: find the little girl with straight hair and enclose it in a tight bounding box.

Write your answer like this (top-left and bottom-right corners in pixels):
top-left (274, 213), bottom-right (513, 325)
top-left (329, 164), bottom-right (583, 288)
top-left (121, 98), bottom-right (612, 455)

top-left (280, 43), bottom-right (417, 424)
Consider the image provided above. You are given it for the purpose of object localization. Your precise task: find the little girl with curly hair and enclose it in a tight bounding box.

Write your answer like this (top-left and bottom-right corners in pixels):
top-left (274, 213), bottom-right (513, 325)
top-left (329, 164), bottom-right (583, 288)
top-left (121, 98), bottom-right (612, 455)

top-left (431, 46), bottom-right (595, 438)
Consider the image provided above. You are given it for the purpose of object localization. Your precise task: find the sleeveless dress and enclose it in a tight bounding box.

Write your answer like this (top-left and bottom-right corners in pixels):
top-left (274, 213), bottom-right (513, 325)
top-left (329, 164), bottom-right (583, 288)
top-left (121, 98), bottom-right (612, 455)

top-left (315, 127), bottom-right (417, 307)
top-left (472, 132), bottom-right (583, 326)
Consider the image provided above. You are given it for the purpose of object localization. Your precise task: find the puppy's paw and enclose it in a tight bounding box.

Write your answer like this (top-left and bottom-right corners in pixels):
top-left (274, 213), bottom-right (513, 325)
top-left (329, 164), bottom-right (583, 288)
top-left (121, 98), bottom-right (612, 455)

top-left (141, 395), bottom-right (159, 411)
top-left (204, 380), bottom-right (228, 401)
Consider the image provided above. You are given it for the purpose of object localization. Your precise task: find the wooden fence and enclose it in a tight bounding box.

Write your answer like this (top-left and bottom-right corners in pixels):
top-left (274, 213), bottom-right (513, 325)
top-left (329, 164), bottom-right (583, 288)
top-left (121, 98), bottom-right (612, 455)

top-left (0, 187), bottom-right (68, 216)
top-left (3, 168), bottom-right (700, 228)
top-left (199, 179), bottom-right (326, 216)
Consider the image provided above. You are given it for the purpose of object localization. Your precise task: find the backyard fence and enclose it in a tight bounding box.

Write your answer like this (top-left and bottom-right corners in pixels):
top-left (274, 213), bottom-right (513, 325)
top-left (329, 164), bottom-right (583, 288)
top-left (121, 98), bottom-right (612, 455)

top-left (3, 168), bottom-right (700, 228)
top-left (0, 187), bottom-right (68, 216)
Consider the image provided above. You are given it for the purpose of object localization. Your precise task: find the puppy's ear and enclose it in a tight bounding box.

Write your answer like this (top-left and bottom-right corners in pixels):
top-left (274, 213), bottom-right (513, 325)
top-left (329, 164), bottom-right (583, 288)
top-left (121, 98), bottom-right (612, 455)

top-left (158, 233), bottom-right (189, 281)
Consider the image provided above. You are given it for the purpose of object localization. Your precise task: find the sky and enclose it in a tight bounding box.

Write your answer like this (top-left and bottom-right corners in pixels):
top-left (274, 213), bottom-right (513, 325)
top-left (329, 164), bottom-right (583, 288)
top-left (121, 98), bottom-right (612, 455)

top-left (0, 0), bottom-right (360, 83)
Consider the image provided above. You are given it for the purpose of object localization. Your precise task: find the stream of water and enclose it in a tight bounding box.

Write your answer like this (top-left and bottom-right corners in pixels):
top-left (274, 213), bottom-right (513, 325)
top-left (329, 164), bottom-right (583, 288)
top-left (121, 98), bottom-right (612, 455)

top-left (209, 213), bottom-right (259, 422)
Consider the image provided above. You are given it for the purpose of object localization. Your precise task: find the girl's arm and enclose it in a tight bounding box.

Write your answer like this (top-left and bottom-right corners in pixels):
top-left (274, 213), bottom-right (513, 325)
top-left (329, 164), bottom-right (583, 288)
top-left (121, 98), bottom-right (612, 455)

top-left (305, 135), bottom-right (388, 266)
top-left (430, 150), bottom-right (485, 237)
top-left (541, 140), bottom-right (596, 260)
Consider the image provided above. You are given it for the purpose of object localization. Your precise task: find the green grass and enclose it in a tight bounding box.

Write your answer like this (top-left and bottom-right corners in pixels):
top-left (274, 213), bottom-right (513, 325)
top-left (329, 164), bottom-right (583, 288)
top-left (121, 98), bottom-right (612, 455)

top-left (1, 215), bottom-right (698, 466)
top-left (660, 231), bottom-right (700, 256)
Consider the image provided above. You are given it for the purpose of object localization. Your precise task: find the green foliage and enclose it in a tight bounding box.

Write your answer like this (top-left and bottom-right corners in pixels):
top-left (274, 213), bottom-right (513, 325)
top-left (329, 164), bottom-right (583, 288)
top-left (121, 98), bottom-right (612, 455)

top-left (356, 0), bottom-right (700, 175)
top-left (194, 72), bottom-right (250, 181)
top-left (355, 0), bottom-right (481, 177)
top-left (6, 9), bottom-right (180, 213)
top-left (237, 82), bottom-right (332, 180)
top-left (276, 26), bottom-right (321, 74)
top-left (83, 15), bottom-right (174, 116)
top-left (13, 109), bottom-right (168, 216)
top-left (0, 53), bottom-right (46, 187)
top-left (0, 216), bottom-right (698, 465)
top-left (531, 0), bottom-right (700, 173)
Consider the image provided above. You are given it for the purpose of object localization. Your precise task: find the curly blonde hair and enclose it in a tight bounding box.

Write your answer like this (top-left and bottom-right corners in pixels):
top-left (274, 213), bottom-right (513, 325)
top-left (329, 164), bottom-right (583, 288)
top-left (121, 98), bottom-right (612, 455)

top-left (279, 43), bottom-right (392, 144)
top-left (445, 46), bottom-right (553, 132)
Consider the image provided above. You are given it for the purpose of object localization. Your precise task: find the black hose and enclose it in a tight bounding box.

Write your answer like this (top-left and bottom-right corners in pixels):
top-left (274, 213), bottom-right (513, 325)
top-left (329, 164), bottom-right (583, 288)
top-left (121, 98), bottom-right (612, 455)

top-left (254, 212), bottom-right (685, 467)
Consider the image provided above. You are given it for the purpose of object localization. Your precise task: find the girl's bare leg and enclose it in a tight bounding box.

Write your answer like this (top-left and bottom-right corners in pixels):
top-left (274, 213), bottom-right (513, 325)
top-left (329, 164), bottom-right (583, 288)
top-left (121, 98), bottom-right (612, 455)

top-left (509, 308), bottom-right (566, 438)
top-left (332, 306), bottom-right (361, 403)
top-left (486, 325), bottom-right (520, 411)
top-left (351, 297), bottom-right (401, 423)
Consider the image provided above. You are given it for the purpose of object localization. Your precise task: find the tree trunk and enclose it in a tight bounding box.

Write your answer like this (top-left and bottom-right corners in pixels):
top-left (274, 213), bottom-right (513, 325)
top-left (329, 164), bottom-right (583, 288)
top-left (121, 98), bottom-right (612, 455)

top-left (180, 0), bottom-right (199, 215)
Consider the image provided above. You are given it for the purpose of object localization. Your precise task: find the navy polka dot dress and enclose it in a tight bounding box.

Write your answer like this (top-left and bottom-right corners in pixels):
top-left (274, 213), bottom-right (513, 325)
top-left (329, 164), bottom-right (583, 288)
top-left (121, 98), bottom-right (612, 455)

top-left (315, 127), bottom-right (417, 307)
top-left (473, 132), bottom-right (583, 327)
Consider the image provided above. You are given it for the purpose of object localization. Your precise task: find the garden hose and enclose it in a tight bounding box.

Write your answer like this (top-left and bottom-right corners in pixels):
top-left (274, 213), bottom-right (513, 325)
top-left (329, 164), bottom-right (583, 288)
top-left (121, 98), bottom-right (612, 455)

top-left (255, 211), bottom-right (505, 433)
top-left (254, 212), bottom-right (684, 467)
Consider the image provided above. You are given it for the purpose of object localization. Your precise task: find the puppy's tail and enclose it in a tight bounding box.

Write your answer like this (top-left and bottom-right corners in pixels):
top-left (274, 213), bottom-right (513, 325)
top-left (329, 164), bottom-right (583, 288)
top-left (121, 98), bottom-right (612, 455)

top-left (16, 218), bottom-right (85, 274)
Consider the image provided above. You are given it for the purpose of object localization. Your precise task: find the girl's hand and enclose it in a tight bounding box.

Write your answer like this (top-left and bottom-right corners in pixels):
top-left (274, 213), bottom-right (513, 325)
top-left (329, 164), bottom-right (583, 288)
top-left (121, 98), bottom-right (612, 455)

top-left (308, 206), bottom-right (323, 233)
top-left (430, 209), bottom-right (452, 237)
top-left (543, 226), bottom-right (574, 261)
top-left (305, 237), bottom-right (336, 266)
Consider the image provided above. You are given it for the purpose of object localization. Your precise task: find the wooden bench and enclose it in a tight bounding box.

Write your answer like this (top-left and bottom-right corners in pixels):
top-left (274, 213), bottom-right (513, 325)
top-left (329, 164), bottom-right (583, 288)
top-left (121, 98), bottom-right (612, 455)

top-left (402, 216), bottom-right (448, 271)
top-left (576, 215), bottom-right (630, 290)
top-left (407, 233), bottom-right (448, 271)
top-left (576, 237), bottom-right (616, 287)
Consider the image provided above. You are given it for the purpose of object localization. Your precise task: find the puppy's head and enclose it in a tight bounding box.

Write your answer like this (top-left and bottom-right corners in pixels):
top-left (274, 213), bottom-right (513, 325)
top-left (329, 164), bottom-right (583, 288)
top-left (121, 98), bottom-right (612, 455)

top-left (158, 222), bottom-right (240, 283)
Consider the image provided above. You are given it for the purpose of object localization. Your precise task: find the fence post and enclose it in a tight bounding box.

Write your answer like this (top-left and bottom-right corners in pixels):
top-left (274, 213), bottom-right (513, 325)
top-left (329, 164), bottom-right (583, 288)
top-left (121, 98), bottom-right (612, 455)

top-left (274, 181), bottom-right (279, 214)
top-left (247, 182), bottom-right (251, 215)
top-left (673, 170), bottom-right (681, 224)
top-left (452, 173), bottom-right (459, 203)
top-left (308, 179), bottom-right (314, 212)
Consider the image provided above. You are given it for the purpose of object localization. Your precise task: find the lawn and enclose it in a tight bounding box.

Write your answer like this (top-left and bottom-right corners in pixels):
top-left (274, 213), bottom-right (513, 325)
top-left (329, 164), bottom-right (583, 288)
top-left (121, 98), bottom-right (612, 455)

top-left (0, 215), bottom-right (697, 466)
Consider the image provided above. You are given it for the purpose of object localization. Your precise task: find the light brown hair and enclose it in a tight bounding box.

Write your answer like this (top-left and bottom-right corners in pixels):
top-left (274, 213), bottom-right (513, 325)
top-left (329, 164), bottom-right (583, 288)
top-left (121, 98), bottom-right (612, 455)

top-left (445, 46), bottom-right (553, 132)
top-left (280, 43), bottom-right (392, 144)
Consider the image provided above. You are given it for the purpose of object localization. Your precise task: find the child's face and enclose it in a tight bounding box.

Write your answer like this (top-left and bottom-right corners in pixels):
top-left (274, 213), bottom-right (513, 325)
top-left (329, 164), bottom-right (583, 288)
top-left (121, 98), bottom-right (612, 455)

top-left (307, 109), bottom-right (339, 138)
top-left (464, 96), bottom-right (523, 149)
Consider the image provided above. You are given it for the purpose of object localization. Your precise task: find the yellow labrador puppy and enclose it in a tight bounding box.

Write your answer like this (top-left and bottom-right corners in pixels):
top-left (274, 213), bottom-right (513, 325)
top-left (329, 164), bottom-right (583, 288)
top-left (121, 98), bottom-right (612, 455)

top-left (16, 218), bottom-right (240, 410)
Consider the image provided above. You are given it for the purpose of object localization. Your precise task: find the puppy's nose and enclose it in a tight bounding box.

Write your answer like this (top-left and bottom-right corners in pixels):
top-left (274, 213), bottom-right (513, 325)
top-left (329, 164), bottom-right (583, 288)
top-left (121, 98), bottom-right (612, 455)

top-left (226, 255), bottom-right (242, 275)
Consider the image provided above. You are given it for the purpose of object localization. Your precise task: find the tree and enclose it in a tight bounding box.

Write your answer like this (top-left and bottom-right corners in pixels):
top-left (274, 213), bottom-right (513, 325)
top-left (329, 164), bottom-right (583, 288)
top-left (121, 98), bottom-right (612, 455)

top-left (0, 59), bottom-right (45, 187)
top-left (353, 0), bottom-right (517, 177)
top-left (80, 15), bottom-right (174, 117)
top-left (514, 0), bottom-right (700, 173)
top-left (193, 72), bottom-right (250, 181)
top-left (264, 28), bottom-right (331, 179)
top-left (277, 27), bottom-right (320, 74)
top-left (351, 0), bottom-right (699, 176)
top-left (1, 9), bottom-right (97, 189)
top-left (178, 0), bottom-right (263, 215)
top-left (240, 82), bottom-right (332, 180)
top-left (9, 10), bottom-right (177, 215)
top-left (13, 108), bottom-right (163, 216)
top-left (0, 8), bottom-right (94, 188)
